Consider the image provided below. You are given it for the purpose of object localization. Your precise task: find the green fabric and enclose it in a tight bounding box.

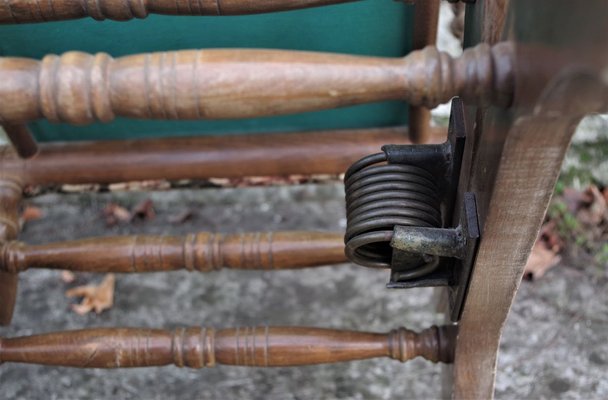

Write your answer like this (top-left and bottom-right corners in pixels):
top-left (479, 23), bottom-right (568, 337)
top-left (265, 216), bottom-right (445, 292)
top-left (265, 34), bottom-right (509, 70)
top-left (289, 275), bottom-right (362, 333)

top-left (0, 1), bottom-right (413, 141)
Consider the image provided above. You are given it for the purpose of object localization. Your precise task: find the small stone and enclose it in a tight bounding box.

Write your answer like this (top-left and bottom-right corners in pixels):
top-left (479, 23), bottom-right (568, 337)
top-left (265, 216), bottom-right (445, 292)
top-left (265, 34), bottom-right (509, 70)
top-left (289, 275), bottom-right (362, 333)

top-left (549, 378), bottom-right (571, 394)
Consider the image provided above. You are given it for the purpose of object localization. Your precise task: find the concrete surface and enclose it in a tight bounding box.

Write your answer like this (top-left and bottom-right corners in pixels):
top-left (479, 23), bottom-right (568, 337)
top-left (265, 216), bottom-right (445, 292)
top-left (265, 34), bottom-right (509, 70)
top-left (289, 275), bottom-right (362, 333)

top-left (0, 184), bottom-right (606, 399)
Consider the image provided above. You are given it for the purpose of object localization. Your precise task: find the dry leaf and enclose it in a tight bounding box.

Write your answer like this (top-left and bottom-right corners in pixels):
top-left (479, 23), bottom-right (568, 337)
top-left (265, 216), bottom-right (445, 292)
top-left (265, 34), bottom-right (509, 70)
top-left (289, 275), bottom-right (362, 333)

top-left (21, 206), bottom-right (43, 222)
top-left (539, 220), bottom-right (564, 253)
top-left (65, 274), bottom-right (115, 315)
top-left (208, 175), bottom-right (340, 188)
top-left (562, 187), bottom-right (586, 213)
top-left (108, 180), bottom-right (170, 192)
top-left (131, 199), bottom-right (156, 221)
top-left (103, 203), bottom-right (131, 226)
top-left (577, 185), bottom-right (607, 227)
top-left (61, 184), bottom-right (101, 193)
top-left (524, 240), bottom-right (561, 280)
top-left (168, 209), bottom-right (194, 224)
top-left (60, 270), bottom-right (76, 283)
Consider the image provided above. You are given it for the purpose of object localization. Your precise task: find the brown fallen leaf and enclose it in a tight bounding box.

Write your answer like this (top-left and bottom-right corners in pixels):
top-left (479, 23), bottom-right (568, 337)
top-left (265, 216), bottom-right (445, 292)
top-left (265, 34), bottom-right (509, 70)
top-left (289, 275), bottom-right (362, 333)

top-left (524, 240), bottom-right (562, 280)
top-left (539, 220), bottom-right (564, 253)
top-left (562, 187), bottom-right (587, 213)
top-left (208, 175), bottom-right (340, 188)
top-left (168, 209), bottom-right (194, 224)
top-left (108, 180), bottom-right (171, 192)
top-left (131, 199), bottom-right (156, 221)
top-left (61, 184), bottom-right (101, 193)
top-left (65, 274), bottom-right (115, 315)
top-left (102, 203), bottom-right (131, 226)
top-left (60, 270), bottom-right (76, 283)
top-left (21, 206), bottom-right (43, 222)
top-left (577, 185), bottom-right (607, 227)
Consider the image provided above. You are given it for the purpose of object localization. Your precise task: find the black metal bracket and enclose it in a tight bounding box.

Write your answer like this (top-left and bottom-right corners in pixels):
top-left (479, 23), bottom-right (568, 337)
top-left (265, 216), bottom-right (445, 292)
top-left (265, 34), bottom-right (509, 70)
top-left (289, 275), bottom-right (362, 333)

top-left (388, 193), bottom-right (480, 321)
top-left (380, 97), bottom-right (479, 321)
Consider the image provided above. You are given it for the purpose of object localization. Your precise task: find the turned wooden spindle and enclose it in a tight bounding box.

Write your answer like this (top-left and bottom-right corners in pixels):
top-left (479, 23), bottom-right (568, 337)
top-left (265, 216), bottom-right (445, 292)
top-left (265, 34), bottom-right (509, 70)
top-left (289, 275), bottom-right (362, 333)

top-left (0, 231), bottom-right (346, 273)
top-left (0, 43), bottom-right (514, 125)
top-left (0, 0), bottom-right (358, 23)
top-left (0, 325), bottom-right (456, 368)
top-left (0, 177), bottom-right (22, 325)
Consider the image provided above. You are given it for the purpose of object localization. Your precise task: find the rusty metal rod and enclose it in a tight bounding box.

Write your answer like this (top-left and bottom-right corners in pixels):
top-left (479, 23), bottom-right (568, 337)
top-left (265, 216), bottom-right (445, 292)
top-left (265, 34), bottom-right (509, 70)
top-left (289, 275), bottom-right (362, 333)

top-left (0, 231), bottom-right (347, 273)
top-left (0, 325), bottom-right (456, 368)
top-left (0, 127), bottom-right (448, 186)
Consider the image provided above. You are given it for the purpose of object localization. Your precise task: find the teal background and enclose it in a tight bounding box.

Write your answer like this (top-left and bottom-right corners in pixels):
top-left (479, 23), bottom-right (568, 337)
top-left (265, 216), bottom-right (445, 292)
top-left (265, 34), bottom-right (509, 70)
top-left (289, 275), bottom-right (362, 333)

top-left (0, 1), bottom-right (413, 141)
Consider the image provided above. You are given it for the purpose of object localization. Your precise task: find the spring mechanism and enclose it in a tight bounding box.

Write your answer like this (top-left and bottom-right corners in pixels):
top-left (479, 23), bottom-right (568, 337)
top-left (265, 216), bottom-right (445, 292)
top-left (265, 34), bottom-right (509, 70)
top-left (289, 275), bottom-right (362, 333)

top-left (344, 152), bottom-right (442, 277)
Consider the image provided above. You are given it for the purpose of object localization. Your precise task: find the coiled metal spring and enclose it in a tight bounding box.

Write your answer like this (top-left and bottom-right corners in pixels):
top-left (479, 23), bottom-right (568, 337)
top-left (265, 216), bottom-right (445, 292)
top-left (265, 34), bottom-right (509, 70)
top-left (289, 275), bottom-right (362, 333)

top-left (344, 152), bottom-right (442, 277)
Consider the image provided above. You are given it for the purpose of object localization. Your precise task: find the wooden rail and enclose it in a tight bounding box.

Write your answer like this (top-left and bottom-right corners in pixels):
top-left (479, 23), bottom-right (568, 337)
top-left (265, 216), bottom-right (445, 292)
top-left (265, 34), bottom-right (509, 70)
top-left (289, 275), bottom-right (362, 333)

top-left (0, 231), bottom-right (346, 273)
top-left (0, 126), bottom-right (441, 185)
top-left (0, 43), bottom-right (514, 125)
top-left (0, 0), bottom-right (359, 23)
top-left (0, 325), bottom-right (456, 368)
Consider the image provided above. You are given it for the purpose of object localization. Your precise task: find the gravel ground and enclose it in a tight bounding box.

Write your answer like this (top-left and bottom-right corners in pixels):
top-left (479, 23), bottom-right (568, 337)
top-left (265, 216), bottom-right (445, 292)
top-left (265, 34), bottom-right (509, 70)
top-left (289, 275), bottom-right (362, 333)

top-left (0, 183), bottom-right (606, 400)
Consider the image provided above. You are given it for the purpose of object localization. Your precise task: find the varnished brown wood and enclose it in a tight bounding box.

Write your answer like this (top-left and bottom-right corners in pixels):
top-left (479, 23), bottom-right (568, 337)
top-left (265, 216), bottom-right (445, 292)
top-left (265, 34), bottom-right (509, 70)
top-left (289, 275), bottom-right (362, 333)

top-left (0, 0), bottom-right (358, 23)
top-left (1, 123), bottom-right (38, 159)
top-left (0, 178), bottom-right (22, 325)
top-left (0, 325), bottom-right (456, 368)
top-left (0, 231), bottom-right (346, 273)
top-left (0, 44), bottom-right (514, 125)
top-left (0, 127), bottom-right (446, 186)
top-left (408, 0), bottom-right (439, 143)
top-left (446, 1), bottom-right (608, 398)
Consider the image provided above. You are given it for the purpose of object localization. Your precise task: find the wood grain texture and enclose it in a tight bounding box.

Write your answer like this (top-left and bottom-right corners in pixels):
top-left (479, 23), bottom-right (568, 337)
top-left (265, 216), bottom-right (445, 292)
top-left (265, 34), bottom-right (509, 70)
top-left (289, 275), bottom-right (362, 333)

top-left (0, 44), bottom-right (514, 125)
top-left (1, 123), bottom-right (38, 159)
top-left (408, 0), bottom-right (439, 143)
top-left (448, 1), bottom-right (608, 398)
top-left (0, 178), bottom-right (22, 325)
top-left (0, 231), bottom-right (346, 273)
top-left (0, 127), bottom-right (447, 186)
top-left (0, 325), bottom-right (456, 368)
top-left (0, 0), bottom-right (358, 23)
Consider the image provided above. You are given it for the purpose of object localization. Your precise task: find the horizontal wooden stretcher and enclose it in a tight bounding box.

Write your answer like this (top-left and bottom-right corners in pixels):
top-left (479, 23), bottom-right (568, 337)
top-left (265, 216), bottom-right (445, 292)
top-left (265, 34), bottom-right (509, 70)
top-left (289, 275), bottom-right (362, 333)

top-left (0, 0), bottom-right (360, 23)
top-left (0, 325), bottom-right (457, 367)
